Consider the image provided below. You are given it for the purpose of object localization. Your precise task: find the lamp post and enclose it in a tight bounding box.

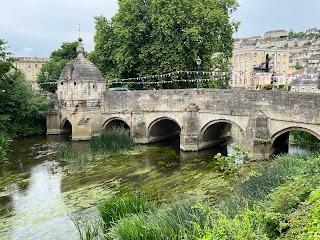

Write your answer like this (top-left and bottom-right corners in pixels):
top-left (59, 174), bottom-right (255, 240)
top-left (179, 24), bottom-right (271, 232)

top-left (196, 56), bottom-right (202, 89)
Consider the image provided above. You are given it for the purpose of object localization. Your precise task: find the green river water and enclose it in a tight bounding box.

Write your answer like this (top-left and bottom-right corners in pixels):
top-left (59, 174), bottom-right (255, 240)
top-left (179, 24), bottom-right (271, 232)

top-left (0, 133), bottom-right (308, 240)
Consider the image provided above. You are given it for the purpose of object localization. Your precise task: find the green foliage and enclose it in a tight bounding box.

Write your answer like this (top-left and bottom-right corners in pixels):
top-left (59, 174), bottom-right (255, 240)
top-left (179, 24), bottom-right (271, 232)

top-left (0, 40), bottom-right (53, 137)
top-left (0, 132), bottom-right (7, 161)
top-left (262, 84), bottom-right (273, 90)
top-left (98, 193), bottom-right (156, 230)
top-left (239, 154), bottom-right (307, 202)
top-left (107, 198), bottom-right (208, 240)
top-left (290, 130), bottom-right (320, 149)
top-left (37, 41), bottom-right (78, 92)
top-left (266, 176), bottom-right (319, 214)
top-left (90, 128), bottom-right (134, 156)
top-left (288, 30), bottom-right (307, 39)
top-left (214, 144), bottom-right (249, 179)
top-left (197, 207), bottom-right (268, 240)
top-left (294, 63), bottom-right (304, 70)
top-left (90, 0), bottom-right (239, 85)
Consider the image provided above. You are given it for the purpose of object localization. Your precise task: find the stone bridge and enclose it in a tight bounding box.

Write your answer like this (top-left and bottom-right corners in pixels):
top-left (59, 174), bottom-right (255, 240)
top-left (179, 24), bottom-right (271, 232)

top-left (46, 39), bottom-right (320, 160)
top-left (47, 89), bottom-right (320, 160)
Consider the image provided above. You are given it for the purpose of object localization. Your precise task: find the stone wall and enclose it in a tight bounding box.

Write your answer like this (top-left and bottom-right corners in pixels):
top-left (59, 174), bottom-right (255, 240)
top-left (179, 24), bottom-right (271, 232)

top-left (47, 89), bottom-right (320, 160)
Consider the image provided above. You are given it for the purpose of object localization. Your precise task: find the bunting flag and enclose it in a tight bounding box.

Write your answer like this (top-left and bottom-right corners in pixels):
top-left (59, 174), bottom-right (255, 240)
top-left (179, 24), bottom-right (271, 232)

top-left (110, 70), bottom-right (231, 82)
top-left (110, 78), bottom-right (219, 85)
top-left (38, 69), bottom-right (319, 86)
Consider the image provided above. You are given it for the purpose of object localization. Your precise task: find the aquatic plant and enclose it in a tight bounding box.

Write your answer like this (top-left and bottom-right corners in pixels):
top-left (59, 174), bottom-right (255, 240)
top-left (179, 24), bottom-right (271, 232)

top-left (90, 128), bottom-right (134, 156)
top-left (98, 193), bottom-right (156, 230)
top-left (60, 146), bottom-right (90, 173)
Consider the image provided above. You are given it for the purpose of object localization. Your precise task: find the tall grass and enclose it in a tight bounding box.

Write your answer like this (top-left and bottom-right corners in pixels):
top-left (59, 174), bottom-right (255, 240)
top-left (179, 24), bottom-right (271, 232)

top-left (60, 146), bottom-right (90, 173)
top-left (90, 128), bottom-right (134, 156)
top-left (98, 193), bottom-right (156, 230)
top-left (107, 198), bottom-right (208, 240)
top-left (238, 154), bottom-right (308, 203)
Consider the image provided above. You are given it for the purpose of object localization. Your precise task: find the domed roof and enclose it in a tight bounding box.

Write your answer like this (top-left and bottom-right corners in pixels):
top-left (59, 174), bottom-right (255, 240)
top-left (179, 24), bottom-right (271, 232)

top-left (59, 38), bottom-right (104, 82)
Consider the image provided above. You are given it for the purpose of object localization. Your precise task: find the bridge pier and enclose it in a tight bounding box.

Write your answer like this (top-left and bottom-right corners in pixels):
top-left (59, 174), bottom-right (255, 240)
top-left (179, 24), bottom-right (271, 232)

top-left (246, 111), bottom-right (272, 160)
top-left (180, 104), bottom-right (200, 151)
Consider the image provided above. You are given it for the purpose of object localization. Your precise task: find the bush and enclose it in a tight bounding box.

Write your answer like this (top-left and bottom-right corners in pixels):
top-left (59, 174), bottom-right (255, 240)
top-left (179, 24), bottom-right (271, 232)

top-left (214, 144), bottom-right (250, 179)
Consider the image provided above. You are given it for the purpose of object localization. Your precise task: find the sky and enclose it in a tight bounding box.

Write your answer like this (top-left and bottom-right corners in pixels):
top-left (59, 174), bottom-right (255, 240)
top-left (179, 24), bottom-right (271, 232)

top-left (1, 0), bottom-right (319, 58)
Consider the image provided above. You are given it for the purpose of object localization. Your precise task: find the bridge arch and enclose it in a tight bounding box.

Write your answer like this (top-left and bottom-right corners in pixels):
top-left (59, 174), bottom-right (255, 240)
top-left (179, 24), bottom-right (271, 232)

top-left (271, 127), bottom-right (320, 155)
top-left (61, 118), bottom-right (72, 134)
top-left (148, 117), bottom-right (181, 143)
top-left (199, 119), bottom-right (245, 150)
top-left (103, 117), bottom-right (130, 131)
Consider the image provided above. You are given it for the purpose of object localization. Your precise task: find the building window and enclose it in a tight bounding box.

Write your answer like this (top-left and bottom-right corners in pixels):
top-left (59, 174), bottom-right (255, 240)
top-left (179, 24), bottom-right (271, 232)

top-left (35, 64), bottom-right (38, 68)
top-left (312, 88), bottom-right (315, 93)
top-left (28, 70), bottom-right (32, 79)
top-left (301, 87), bottom-right (304, 92)
top-left (20, 63), bottom-right (25, 69)
top-left (28, 64), bottom-right (32, 69)
top-left (74, 82), bottom-right (77, 86)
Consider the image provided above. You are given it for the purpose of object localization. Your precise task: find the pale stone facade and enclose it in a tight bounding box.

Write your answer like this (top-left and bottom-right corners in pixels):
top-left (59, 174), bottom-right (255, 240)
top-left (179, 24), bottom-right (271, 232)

top-left (230, 48), bottom-right (290, 88)
top-left (13, 57), bottom-right (49, 89)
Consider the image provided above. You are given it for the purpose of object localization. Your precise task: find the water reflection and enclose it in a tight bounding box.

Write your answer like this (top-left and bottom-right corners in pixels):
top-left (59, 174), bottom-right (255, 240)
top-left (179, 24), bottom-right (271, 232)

top-left (10, 164), bottom-right (77, 240)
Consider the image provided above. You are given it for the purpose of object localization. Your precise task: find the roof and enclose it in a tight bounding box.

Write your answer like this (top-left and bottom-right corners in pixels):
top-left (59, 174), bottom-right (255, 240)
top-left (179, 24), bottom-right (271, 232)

top-left (309, 54), bottom-right (320, 60)
top-left (59, 38), bottom-right (104, 82)
top-left (289, 79), bottom-right (318, 86)
top-left (290, 69), bottom-right (304, 75)
top-left (265, 30), bottom-right (287, 34)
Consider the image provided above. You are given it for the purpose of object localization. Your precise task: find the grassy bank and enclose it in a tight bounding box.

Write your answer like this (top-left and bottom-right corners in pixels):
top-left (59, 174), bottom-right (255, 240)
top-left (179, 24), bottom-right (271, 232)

top-left (76, 152), bottom-right (320, 239)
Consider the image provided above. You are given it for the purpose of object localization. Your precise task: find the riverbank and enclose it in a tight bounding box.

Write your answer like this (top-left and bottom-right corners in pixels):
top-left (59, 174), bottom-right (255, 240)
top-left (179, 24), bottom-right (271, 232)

top-left (77, 153), bottom-right (320, 239)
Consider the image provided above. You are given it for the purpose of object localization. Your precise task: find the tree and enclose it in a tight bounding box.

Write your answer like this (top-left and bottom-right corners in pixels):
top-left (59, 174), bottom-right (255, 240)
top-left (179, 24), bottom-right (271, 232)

top-left (0, 39), bottom-right (53, 138)
top-left (90, 0), bottom-right (239, 89)
top-left (37, 41), bottom-right (78, 92)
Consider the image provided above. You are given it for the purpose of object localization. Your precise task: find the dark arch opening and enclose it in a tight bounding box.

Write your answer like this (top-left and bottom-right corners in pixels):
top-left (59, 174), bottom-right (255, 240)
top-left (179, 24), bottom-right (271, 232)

top-left (149, 119), bottom-right (181, 143)
top-left (200, 121), bottom-right (245, 152)
top-left (61, 119), bottom-right (72, 140)
top-left (104, 119), bottom-right (130, 131)
top-left (272, 128), bottom-right (320, 156)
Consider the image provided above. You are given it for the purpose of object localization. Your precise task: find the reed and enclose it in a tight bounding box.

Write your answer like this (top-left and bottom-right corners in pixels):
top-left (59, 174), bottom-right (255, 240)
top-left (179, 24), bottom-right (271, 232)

top-left (98, 193), bottom-right (156, 230)
top-left (60, 146), bottom-right (90, 173)
top-left (90, 128), bottom-right (134, 156)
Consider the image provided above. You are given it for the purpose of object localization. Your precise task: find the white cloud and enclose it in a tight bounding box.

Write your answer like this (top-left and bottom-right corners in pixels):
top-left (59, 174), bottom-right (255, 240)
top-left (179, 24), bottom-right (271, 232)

top-left (1, 0), bottom-right (319, 57)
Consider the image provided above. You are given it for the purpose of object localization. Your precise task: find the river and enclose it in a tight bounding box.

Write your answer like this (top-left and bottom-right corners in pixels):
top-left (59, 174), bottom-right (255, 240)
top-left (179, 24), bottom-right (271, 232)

top-left (0, 132), bottom-right (310, 240)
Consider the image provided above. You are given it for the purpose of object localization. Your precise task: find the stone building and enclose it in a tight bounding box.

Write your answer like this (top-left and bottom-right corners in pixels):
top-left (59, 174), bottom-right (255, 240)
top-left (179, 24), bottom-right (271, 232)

top-left (290, 79), bottom-right (319, 93)
top-left (13, 57), bottom-right (49, 89)
top-left (48, 38), bottom-right (106, 139)
top-left (230, 48), bottom-right (290, 89)
top-left (264, 30), bottom-right (288, 39)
